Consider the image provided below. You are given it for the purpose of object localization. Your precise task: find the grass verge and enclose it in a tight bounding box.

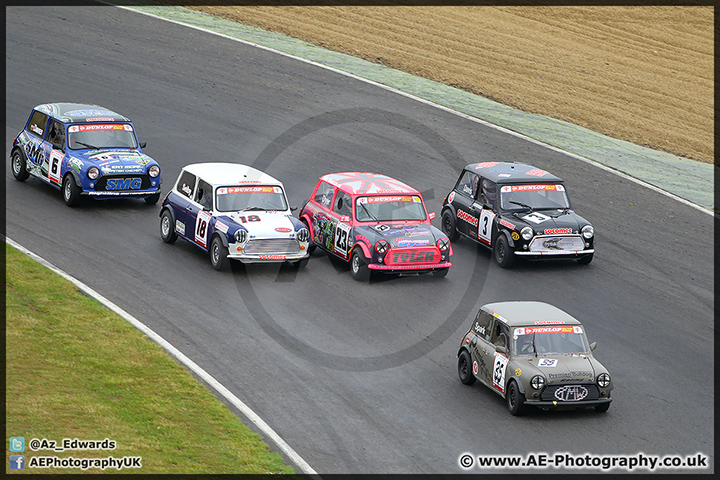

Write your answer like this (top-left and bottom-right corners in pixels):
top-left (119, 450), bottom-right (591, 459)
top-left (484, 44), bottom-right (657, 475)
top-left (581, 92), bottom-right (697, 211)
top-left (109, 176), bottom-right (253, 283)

top-left (5, 243), bottom-right (296, 474)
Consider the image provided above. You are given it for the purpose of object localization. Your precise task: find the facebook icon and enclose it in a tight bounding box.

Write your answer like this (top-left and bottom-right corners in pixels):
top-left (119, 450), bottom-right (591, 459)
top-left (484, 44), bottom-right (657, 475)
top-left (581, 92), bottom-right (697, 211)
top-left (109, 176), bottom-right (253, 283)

top-left (9, 455), bottom-right (25, 470)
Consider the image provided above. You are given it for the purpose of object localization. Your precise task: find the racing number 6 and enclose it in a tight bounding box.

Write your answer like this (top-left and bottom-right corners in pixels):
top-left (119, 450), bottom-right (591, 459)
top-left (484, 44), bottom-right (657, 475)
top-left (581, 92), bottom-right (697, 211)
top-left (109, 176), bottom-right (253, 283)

top-left (48, 150), bottom-right (63, 185)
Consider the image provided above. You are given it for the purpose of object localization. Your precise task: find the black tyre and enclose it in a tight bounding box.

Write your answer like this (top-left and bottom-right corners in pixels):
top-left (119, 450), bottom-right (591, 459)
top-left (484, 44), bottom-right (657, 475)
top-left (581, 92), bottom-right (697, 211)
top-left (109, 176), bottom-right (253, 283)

top-left (145, 192), bottom-right (161, 205)
top-left (301, 219), bottom-right (317, 254)
top-left (62, 174), bottom-right (81, 207)
top-left (594, 402), bottom-right (610, 413)
top-left (210, 236), bottom-right (229, 271)
top-left (432, 267), bottom-right (449, 278)
top-left (160, 209), bottom-right (178, 244)
top-left (506, 380), bottom-right (527, 416)
top-left (293, 257), bottom-right (308, 269)
top-left (457, 350), bottom-right (476, 385)
top-left (441, 209), bottom-right (460, 242)
top-left (577, 253), bottom-right (594, 265)
top-left (493, 234), bottom-right (516, 268)
top-left (350, 249), bottom-right (370, 281)
top-left (11, 149), bottom-right (29, 181)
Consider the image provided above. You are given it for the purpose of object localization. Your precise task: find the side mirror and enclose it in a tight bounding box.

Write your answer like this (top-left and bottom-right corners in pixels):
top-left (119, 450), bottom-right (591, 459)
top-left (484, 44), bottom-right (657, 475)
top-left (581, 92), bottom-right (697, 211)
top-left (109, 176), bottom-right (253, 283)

top-left (140, 142), bottom-right (147, 149)
top-left (496, 345), bottom-right (507, 354)
top-left (590, 341), bottom-right (597, 351)
top-left (428, 212), bottom-right (436, 220)
top-left (290, 205), bottom-right (298, 212)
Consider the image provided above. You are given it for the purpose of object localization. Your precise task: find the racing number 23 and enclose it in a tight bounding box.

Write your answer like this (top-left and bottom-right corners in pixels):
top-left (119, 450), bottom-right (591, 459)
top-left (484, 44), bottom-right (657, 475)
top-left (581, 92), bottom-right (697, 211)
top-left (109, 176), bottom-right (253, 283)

top-left (334, 223), bottom-right (350, 256)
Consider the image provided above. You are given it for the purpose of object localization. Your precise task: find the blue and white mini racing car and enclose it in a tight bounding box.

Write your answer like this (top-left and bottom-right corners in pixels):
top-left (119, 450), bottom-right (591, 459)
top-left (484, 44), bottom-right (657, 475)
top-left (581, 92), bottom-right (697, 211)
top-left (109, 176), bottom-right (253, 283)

top-left (159, 163), bottom-right (311, 271)
top-left (10, 103), bottom-right (162, 206)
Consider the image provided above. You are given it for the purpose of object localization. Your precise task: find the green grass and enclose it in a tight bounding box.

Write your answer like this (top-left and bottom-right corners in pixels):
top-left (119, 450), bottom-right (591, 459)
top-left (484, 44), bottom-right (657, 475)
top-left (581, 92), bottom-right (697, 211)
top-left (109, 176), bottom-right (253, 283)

top-left (5, 244), bottom-right (296, 474)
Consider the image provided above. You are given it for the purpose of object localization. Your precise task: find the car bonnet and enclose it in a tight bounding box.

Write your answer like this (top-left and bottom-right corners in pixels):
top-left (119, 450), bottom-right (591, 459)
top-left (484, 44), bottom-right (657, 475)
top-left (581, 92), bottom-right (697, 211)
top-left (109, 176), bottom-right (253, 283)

top-left (223, 211), bottom-right (297, 237)
top-left (78, 150), bottom-right (154, 175)
top-left (362, 222), bottom-right (437, 246)
top-left (529, 354), bottom-right (596, 383)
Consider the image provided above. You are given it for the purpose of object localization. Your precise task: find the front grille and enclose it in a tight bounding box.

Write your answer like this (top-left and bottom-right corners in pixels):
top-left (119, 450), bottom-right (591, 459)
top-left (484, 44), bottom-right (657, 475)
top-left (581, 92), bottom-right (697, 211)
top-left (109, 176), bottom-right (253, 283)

top-left (385, 248), bottom-right (438, 265)
top-left (95, 175), bottom-right (151, 191)
top-left (244, 238), bottom-right (300, 255)
top-left (528, 235), bottom-right (585, 252)
top-left (541, 384), bottom-right (600, 402)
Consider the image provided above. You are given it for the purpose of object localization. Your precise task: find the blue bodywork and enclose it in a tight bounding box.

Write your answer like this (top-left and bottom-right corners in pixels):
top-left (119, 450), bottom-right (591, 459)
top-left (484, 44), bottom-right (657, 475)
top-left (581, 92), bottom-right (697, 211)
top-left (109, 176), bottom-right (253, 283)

top-left (10, 103), bottom-right (162, 203)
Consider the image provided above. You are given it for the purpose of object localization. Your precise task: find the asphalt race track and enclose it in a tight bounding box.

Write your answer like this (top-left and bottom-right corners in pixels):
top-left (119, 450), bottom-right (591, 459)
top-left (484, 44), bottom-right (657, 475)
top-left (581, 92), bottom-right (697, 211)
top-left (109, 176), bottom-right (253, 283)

top-left (5, 5), bottom-right (714, 474)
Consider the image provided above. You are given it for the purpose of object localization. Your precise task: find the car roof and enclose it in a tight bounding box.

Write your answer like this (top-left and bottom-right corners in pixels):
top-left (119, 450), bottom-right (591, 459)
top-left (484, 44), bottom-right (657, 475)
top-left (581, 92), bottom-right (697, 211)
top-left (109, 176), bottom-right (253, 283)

top-left (320, 172), bottom-right (420, 196)
top-left (482, 301), bottom-right (582, 327)
top-left (181, 163), bottom-right (282, 187)
top-left (464, 162), bottom-right (563, 184)
top-left (34, 103), bottom-right (130, 123)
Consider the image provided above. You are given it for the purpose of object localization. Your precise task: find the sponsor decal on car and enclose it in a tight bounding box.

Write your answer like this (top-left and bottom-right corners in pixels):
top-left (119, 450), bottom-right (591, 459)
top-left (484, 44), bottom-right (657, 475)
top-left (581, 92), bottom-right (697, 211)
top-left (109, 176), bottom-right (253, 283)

top-left (499, 219), bottom-right (516, 230)
top-left (105, 178), bottom-right (142, 190)
top-left (516, 326), bottom-right (583, 335)
top-left (275, 227), bottom-right (292, 233)
top-left (175, 220), bottom-right (185, 235)
top-left (259, 254), bottom-right (286, 260)
top-left (457, 210), bottom-right (478, 227)
top-left (538, 358), bottom-right (558, 367)
top-left (475, 162), bottom-right (499, 169)
top-left (215, 220), bottom-right (229, 234)
top-left (217, 186), bottom-right (279, 194)
top-left (447, 191), bottom-right (455, 203)
top-left (525, 168), bottom-right (550, 177)
top-left (544, 228), bottom-right (572, 234)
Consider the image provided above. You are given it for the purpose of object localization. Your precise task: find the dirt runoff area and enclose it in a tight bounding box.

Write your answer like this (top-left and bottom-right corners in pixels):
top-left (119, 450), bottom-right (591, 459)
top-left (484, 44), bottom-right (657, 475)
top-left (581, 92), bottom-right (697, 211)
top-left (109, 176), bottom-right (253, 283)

top-left (185, 3), bottom-right (713, 164)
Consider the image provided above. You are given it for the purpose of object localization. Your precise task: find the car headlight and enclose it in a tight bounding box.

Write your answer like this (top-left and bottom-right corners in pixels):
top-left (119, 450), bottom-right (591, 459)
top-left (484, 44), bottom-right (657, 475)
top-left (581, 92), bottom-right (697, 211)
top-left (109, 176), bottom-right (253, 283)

top-left (375, 240), bottom-right (389, 254)
top-left (234, 229), bottom-right (248, 243)
top-left (437, 237), bottom-right (450, 251)
top-left (297, 227), bottom-right (310, 243)
top-left (148, 165), bottom-right (160, 178)
top-left (597, 373), bottom-right (611, 388)
top-left (530, 375), bottom-right (545, 390)
top-left (87, 166), bottom-right (99, 180)
top-left (521, 226), bottom-right (534, 241)
top-left (582, 224), bottom-right (594, 239)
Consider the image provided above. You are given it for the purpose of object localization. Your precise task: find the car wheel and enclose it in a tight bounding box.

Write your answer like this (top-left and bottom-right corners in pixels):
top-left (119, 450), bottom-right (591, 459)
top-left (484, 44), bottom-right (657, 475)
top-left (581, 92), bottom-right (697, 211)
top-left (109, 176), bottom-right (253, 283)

top-left (11, 150), bottom-right (29, 181)
top-left (594, 402), bottom-right (610, 413)
top-left (293, 258), bottom-right (308, 269)
top-left (160, 209), bottom-right (178, 244)
top-left (432, 267), bottom-right (449, 278)
top-left (457, 350), bottom-right (476, 385)
top-left (506, 379), bottom-right (527, 416)
top-left (350, 249), bottom-right (370, 281)
top-left (577, 253), bottom-right (594, 265)
top-left (145, 192), bottom-right (161, 205)
top-left (494, 234), bottom-right (515, 268)
top-left (301, 219), bottom-right (317, 254)
top-left (210, 236), bottom-right (229, 271)
top-left (441, 209), bottom-right (460, 242)
top-left (62, 175), bottom-right (81, 207)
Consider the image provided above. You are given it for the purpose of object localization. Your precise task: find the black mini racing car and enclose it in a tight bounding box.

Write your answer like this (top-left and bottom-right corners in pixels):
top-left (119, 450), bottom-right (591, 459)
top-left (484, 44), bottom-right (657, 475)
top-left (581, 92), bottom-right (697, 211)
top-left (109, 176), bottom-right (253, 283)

top-left (441, 162), bottom-right (594, 268)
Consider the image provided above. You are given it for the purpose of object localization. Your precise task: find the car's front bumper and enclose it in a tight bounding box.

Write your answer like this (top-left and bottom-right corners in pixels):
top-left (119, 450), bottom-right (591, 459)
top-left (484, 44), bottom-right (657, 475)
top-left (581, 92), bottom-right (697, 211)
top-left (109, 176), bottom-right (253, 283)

top-left (84, 188), bottom-right (161, 198)
top-left (524, 397), bottom-right (612, 408)
top-left (514, 248), bottom-right (594, 257)
top-left (228, 252), bottom-right (309, 263)
top-left (368, 261), bottom-right (452, 272)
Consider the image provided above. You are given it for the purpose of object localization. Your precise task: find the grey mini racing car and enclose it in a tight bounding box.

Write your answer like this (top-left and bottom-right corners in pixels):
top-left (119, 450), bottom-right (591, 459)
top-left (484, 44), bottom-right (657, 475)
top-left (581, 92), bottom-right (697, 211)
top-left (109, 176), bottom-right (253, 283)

top-left (457, 301), bottom-right (612, 415)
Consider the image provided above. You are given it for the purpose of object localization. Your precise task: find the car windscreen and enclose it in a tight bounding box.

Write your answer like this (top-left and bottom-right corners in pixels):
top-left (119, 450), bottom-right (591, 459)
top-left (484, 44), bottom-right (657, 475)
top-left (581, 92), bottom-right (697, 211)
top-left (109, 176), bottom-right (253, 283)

top-left (512, 325), bottom-right (590, 355)
top-left (499, 184), bottom-right (570, 212)
top-left (67, 124), bottom-right (137, 150)
top-left (355, 195), bottom-right (426, 222)
top-left (215, 186), bottom-right (288, 212)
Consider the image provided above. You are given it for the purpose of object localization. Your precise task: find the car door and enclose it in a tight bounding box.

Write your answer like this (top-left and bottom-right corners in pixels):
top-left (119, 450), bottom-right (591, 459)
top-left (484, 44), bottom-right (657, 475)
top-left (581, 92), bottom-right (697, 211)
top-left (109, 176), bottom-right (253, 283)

top-left (452, 170), bottom-right (481, 238)
top-left (45, 119), bottom-right (66, 186)
top-left (330, 189), bottom-right (353, 260)
top-left (475, 178), bottom-right (498, 246)
top-left (171, 170), bottom-right (197, 242)
top-left (486, 316), bottom-right (511, 395)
